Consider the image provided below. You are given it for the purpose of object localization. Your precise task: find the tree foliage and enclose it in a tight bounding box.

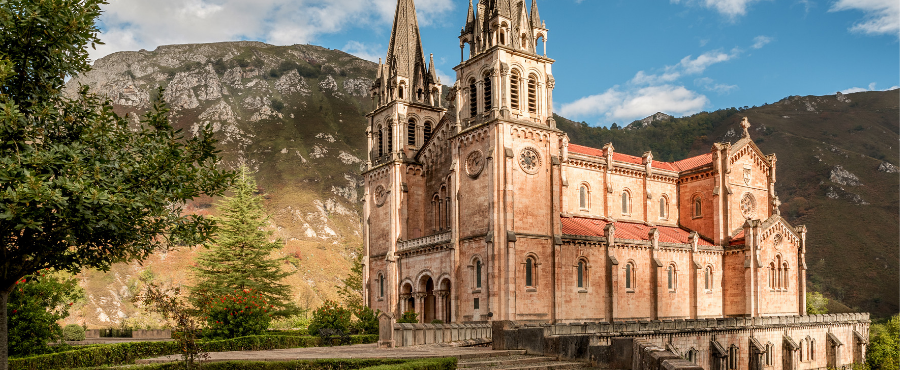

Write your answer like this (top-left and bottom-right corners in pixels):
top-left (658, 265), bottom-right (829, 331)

top-left (202, 289), bottom-right (273, 339)
top-left (190, 166), bottom-right (294, 315)
top-left (7, 271), bottom-right (83, 357)
top-left (867, 315), bottom-right (899, 370)
top-left (806, 291), bottom-right (829, 315)
top-left (336, 246), bottom-right (364, 313)
top-left (0, 0), bottom-right (233, 367)
top-left (307, 300), bottom-right (351, 336)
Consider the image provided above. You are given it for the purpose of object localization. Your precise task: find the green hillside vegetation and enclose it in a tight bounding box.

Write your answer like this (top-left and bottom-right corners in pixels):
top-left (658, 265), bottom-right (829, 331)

top-left (555, 90), bottom-right (899, 318)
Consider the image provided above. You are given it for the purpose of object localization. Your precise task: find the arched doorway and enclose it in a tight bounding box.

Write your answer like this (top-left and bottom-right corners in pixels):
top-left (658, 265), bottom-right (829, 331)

top-left (401, 282), bottom-right (414, 314)
top-left (439, 279), bottom-right (452, 323)
top-left (423, 277), bottom-right (435, 323)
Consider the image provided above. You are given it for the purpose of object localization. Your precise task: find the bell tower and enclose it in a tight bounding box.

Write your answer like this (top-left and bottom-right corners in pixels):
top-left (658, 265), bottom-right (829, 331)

top-left (364, 0), bottom-right (446, 318)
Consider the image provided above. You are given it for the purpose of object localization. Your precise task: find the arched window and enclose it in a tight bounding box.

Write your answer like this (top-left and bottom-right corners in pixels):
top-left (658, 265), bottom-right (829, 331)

top-left (423, 121), bottom-right (433, 143)
top-left (432, 194), bottom-right (440, 231)
top-left (417, 88), bottom-right (423, 101)
top-left (527, 74), bottom-right (538, 113)
top-left (577, 260), bottom-right (585, 288)
top-left (445, 196), bottom-right (451, 229)
top-left (782, 262), bottom-right (790, 289)
top-left (499, 29), bottom-right (506, 45)
top-left (775, 255), bottom-right (783, 289)
top-left (407, 119), bottom-right (416, 146)
top-left (704, 266), bottom-right (712, 290)
top-left (659, 197), bottom-right (668, 219)
top-left (693, 196), bottom-right (702, 217)
top-left (729, 345), bottom-right (739, 369)
top-left (621, 191), bottom-right (631, 215)
top-left (386, 124), bottom-right (393, 154)
top-left (520, 34), bottom-right (528, 50)
top-left (667, 264), bottom-right (676, 291)
top-left (376, 125), bottom-right (384, 157)
top-left (469, 79), bottom-right (478, 117)
top-left (687, 348), bottom-right (698, 364)
top-left (476, 259), bottom-right (482, 289)
top-left (799, 340), bottom-right (804, 361)
top-left (810, 339), bottom-right (816, 360)
top-left (766, 343), bottom-right (774, 365)
top-left (483, 74), bottom-right (492, 111)
top-left (398, 84), bottom-right (405, 99)
top-left (625, 263), bottom-right (634, 290)
top-left (510, 70), bottom-right (521, 110)
top-left (525, 257), bottom-right (535, 287)
top-left (378, 273), bottom-right (385, 298)
top-left (769, 262), bottom-right (776, 289)
top-left (579, 185), bottom-right (588, 209)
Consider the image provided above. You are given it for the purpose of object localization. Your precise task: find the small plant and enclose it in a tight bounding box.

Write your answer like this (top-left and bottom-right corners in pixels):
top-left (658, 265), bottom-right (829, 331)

top-left (62, 324), bottom-right (86, 341)
top-left (397, 310), bottom-right (418, 324)
top-left (307, 300), bottom-right (351, 337)
top-left (352, 306), bottom-right (380, 335)
top-left (137, 283), bottom-right (208, 369)
top-left (431, 320), bottom-right (444, 325)
top-left (201, 289), bottom-right (273, 339)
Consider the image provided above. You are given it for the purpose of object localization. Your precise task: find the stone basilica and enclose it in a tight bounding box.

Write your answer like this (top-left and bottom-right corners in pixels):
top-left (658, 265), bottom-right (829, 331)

top-left (361, 1), bottom-right (868, 368)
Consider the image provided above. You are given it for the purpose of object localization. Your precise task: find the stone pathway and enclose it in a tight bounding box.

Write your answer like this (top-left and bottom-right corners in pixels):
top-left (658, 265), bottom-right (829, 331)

top-left (137, 344), bottom-right (591, 370)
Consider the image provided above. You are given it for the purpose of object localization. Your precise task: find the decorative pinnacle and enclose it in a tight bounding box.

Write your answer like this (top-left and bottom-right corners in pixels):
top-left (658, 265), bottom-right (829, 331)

top-left (741, 117), bottom-right (751, 138)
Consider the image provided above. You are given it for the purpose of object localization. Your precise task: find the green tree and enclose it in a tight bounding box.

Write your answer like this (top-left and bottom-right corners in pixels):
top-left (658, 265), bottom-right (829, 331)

top-left (190, 167), bottom-right (294, 314)
top-left (868, 315), bottom-right (899, 370)
top-left (0, 0), bottom-right (233, 367)
top-left (806, 291), bottom-right (829, 315)
top-left (336, 246), bottom-right (364, 312)
top-left (7, 271), bottom-right (84, 356)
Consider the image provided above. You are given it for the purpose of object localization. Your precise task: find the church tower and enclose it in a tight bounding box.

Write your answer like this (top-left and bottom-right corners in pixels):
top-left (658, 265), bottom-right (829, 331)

top-left (364, 0), bottom-right (446, 319)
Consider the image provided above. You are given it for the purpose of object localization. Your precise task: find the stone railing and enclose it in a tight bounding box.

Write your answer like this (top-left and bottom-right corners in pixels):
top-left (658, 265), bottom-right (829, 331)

top-left (508, 313), bottom-right (870, 337)
top-left (397, 231), bottom-right (452, 251)
top-left (377, 313), bottom-right (491, 348)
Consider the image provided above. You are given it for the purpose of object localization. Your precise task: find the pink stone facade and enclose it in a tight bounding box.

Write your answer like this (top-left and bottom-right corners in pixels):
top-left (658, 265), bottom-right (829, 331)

top-left (364, 0), bottom-right (812, 328)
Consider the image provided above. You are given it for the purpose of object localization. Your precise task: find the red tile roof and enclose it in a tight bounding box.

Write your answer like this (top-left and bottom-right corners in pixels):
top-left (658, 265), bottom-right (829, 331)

top-left (671, 153), bottom-right (713, 171)
top-left (561, 216), bottom-right (715, 247)
top-left (730, 230), bottom-right (746, 246)
top-left (567, 144), bottom-right (712, 172)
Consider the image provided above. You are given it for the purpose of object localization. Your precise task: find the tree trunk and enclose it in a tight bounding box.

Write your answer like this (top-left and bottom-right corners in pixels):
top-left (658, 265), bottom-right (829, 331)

top-left (1, 288), bottom-right (9, 370)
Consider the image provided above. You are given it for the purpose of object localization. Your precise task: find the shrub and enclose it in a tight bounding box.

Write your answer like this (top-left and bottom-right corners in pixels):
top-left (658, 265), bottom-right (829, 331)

top-left (352, 306), bottom-right (380, 335)
top-left (9, 334), bottom-right (379, 370)
top-left (204, 289), bottom-right (273, 339)
top-left (125, 357), bottom-right (453, 370)
top-left (8, 271), bottom-right (84, 356)
top-left (62, 324), bottom-right (86, 341)
top-left (397, 311), bottom-right (418, 324)
top-left (307, 300), bottom-right (351, 336)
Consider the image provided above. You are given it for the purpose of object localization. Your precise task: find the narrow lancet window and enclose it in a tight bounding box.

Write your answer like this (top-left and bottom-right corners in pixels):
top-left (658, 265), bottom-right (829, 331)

top-left (510, 71), bottom-right (520, 110)
top-left (483, 75), bottom-right (492, 111)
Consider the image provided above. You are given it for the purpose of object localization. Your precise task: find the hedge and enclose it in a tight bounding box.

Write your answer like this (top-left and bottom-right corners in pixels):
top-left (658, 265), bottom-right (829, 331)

top-left (10, 334), bottom-right (380, 370)
top-left (100, 357), bottom-right (457, 370)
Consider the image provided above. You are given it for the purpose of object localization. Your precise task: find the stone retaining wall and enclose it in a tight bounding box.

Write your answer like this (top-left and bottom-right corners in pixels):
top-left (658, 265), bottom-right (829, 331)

top-left (492, 313), bottom-right (870, 370)
top-left (84, 329), bottom-right (172, 339)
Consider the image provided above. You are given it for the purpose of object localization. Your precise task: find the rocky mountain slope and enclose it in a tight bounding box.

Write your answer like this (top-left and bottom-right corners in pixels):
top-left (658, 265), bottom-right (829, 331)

top-left (557, 89), bottom-right (899, 318)
top-left (64, 41), bottom-right (376, 327)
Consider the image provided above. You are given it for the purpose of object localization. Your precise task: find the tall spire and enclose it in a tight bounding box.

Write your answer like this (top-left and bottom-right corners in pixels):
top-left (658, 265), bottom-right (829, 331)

top-left (530, 0), bottom-right (541, 27)
top-left (386, 0), bottom-right (427, 80)
top-left (465, 0), bottom-right (475, 33)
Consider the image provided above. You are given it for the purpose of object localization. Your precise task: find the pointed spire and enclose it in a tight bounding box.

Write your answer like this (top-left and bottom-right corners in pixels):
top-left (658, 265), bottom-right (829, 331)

top-left (530, 0), bottom-right (541, 27)
top-left (429, 53), bottom-right (439, 84)
top-left (386, 0), bottom-right (428, 80)
top-left (465, 0), bottom-right (475, 33)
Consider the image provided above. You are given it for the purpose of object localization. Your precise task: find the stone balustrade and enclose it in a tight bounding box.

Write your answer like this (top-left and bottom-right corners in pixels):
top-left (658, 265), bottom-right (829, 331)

top-left (397, 231), bottom-right (452, 251)
top-left (508, 313), bottom-right (870, 337)
top-left (377, 313), bottom-right (491, 348)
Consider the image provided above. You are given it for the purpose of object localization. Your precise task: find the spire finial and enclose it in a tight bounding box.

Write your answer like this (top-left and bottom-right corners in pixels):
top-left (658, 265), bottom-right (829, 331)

top-left (530, 0), bottom-right (541, 27)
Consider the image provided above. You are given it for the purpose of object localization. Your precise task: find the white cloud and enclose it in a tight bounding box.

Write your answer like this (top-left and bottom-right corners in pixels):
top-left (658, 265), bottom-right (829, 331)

top-left (695, 77), bottom-right (738, 94)
top-left (670, 0), bottom-right (764, 18)
top-left (629, 50), bottom-right (738, 86)
top-left (342, 41), bottom-right (383, 62)
top-left (559, 85), bottom-right (709, 123)
top-left (830, 0), bottom-right (900, 37)
top-left (752, 35), bottom-right (773, 49)
top-left (90, 0), bottom-right (454, 62)
top-left (840, 82), bottom-right (897, 94)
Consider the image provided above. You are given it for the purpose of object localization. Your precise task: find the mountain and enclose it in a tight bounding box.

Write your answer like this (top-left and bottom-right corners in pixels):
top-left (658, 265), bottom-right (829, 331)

top-left (556, 89), bottom-right (899, 318)
top-left (64, 41), bottom-right (376, 327)
top-left (64, 41), bottom-right (898, 326)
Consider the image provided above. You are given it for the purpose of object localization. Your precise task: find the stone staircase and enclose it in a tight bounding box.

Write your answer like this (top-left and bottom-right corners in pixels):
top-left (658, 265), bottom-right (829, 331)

top-left (457, 350), bottom-right (589, 370)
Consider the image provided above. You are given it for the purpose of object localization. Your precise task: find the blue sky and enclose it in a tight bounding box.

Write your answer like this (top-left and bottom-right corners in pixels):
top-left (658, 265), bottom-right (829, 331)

top-left (92, 0), bottom-right (898, 126)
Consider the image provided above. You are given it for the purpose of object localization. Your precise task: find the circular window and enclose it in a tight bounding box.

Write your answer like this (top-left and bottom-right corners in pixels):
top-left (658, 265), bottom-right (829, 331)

top-left (740, 193), bottom-right (756, 219)
top-left (518, 147), bottom-right (542, 174)
top-left (374, 185), bottom-right (387, 207)
top-left (466, 150), bottom-right (485, 178)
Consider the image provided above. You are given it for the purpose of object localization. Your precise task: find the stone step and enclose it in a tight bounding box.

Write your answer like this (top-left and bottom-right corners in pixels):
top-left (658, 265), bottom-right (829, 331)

top-left (456, 350), bottom-right (527, 360)
top-left (468, 360), bottom-right (588, 370)
top-left (458, 356), bottom-right (557, 368)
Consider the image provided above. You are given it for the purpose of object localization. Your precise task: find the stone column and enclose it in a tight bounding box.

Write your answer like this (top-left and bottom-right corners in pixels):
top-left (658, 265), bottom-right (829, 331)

top-left (415, 292), bottom-right (427, 323)
top-left (436, 291), bottom-right (450, 323)
top-left (399, 294), bottom-right (411, 314)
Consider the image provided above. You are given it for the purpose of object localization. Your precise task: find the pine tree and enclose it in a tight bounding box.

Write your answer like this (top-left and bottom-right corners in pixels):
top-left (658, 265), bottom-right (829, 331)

top-left (336, 246), bottom-right (364, 312)
top-left (191, 166), bottom-right (294, 314)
